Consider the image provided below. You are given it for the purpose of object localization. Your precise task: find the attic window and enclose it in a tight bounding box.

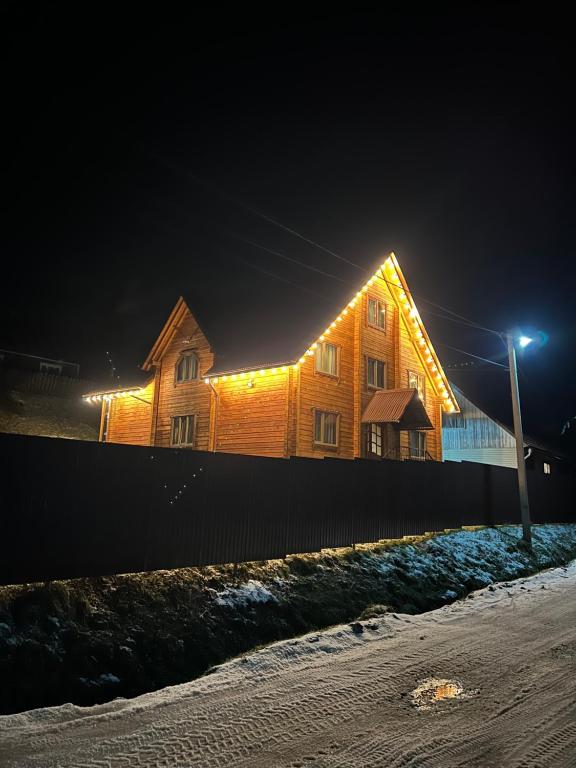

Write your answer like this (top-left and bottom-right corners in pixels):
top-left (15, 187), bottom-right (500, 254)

top-left (367, 297), bottom-right (386, 329)
top-left (176, 352), bottom-right (199, 383)
top-left (543, 462), bottom-right (551, 475)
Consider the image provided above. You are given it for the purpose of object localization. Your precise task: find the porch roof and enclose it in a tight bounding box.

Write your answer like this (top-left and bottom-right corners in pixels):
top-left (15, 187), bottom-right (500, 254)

top-left (361, 388), bottom-right (434, 430)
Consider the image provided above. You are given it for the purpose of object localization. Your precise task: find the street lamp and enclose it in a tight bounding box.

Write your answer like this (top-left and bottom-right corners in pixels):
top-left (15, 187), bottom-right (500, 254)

top-left (506, 333), bottom-right (532, 546)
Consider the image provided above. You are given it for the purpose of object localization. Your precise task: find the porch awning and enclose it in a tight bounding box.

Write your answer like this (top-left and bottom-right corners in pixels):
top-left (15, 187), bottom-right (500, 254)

top-left (361, 388), bottom-right (434, 430)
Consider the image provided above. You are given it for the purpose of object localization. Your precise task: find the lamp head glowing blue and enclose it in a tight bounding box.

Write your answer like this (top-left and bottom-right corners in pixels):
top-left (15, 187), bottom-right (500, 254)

top-left (518, 336), bottom-right (533, 348)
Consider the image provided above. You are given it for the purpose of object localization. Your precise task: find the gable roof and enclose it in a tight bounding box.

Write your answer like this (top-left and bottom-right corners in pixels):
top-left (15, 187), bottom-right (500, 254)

top-left (448, 380), bottom-right (569, 458)
top-left (142, 252), bottom-right (458, 413)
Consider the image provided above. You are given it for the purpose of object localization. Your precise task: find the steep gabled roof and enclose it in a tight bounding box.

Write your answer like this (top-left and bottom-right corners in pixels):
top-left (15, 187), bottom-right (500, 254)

top-left (142, 252), bottom-right (458, 413)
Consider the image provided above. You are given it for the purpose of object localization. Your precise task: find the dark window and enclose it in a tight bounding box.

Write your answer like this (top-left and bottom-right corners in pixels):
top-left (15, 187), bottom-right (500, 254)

top-left (176, 353), bottom-right (199, 382)
top-left (367, 358), bottom-right (386, 389)
top-left (409, 431), bottom-right (426, 460)
top-left (171, 415), bottom-right (196, 447)
top-left (314, 411), bottom-right (338, 446)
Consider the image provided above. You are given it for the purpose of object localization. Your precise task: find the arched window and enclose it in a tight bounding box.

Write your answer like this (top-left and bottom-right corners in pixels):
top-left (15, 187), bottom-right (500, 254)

top-left (176, 352), bottom-right (199, 383)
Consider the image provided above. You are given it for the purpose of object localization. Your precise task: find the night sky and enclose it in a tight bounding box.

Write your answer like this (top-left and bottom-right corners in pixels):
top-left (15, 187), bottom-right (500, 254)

top-left (3, 7), bottom-right (574, 447)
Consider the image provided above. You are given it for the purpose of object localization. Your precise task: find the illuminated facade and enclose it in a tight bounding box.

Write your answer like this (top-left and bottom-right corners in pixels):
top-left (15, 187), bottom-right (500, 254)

top-left (84, 254), bottom-right (457, 460)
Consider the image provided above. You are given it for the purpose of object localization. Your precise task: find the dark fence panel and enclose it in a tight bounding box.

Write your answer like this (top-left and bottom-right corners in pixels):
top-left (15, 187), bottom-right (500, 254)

top-left (0, 432), bottom-right (574, 585)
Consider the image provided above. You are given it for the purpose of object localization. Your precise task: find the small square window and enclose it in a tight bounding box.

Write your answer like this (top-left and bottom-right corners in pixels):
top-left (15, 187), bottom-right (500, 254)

top-left (171, 415), bottom-right (196, 447)
top-left (314, 410), bottom-right (338, 447)
top-left (367, 297), bottom-right (386, 329)
top-left (367, 358), bottom-right (386, 389)
top-left (315, 342), bottom-right (338, 376)
top-left (543, 462), bottom-right (551, 475)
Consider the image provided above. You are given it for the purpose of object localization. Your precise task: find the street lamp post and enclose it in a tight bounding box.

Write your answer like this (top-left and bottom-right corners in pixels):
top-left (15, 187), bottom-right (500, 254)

top-left (506, 333), bottom-right (532, 547)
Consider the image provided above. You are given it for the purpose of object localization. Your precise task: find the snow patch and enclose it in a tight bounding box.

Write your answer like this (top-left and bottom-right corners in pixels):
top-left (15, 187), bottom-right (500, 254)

top-left (214, 579), bottom-right (277, 607)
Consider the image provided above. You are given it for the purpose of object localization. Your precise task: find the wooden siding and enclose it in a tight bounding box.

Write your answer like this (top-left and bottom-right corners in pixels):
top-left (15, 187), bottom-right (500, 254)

top-left (152, 311), bottom-right (214, 450)
top-left (106, 380), bottom-right (154, 446)
top-left (443, 387), bottom-right (517, 468)
top-left (396, 302), bottom-right (443, 461)
top-left (359, 278), bottom-right (400, 457)
top-left (215, 370), bottom-right (290, 457)
top-left (295, 309), bottom-right (356, 458)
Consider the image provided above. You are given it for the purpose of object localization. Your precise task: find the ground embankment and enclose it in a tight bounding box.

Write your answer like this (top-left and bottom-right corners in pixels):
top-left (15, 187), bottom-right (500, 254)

top-left (1, 523), bottom-right (576, 715)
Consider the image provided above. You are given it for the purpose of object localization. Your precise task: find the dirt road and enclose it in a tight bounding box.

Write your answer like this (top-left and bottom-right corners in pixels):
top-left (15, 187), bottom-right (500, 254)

top-left (1, 562), bottom-right (575, 767)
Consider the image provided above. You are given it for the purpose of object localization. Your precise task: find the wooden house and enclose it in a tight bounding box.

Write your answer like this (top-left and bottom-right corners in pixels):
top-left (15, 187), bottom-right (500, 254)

top-left (442, 382), bottom-right (570, 475)
top-left (84, 254), bottom-right (458, 460)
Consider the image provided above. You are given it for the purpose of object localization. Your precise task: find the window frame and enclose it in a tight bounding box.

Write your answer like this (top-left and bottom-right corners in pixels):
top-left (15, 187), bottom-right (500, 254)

top-left (407, 369), bottom-right (426, 404)
top-left (170, 414), bottom-right (197, 448)
top-left (366, 357), bottom-right (387, 390)
top-left (314, 341), bottom-right (340, 378)
top-left (368, 423), bottom-right (384, 457)
top-left (175, 351), bottom-right (199, 384)
top-left (367, 295), bottom-right (387, 331)
top-left (409, 430), bottom-right (426, 460)
top-left (313, 409), bottom-right (340, 449)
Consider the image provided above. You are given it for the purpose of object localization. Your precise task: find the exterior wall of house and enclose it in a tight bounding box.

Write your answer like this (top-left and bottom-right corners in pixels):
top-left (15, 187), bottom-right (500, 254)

top-left (396, 305), bottom-right (443, 461)
top-left (151, 313), bottom-right (214, 450)
top-left (104, 283), bottom-right (448, 461)
top-left (106, 380), bottom-right (155, 445)
top-left (442, 387), bottom-right (517, 468)
top-left (215, 368), bottom-right (291, 457)
top-left (294, 307), bottom-right (356, 458)
top-left (359, 280), bottom-right (399, 458)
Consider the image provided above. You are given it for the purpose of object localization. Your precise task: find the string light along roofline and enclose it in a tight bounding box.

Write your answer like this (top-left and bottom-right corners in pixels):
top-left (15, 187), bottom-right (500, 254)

top-left (203, 253), bottom-right (459, 414)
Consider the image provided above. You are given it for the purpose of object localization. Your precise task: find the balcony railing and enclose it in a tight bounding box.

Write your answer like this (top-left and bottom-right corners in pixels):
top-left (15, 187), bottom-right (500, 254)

top-left (366, 443), bottom-right (433, 461)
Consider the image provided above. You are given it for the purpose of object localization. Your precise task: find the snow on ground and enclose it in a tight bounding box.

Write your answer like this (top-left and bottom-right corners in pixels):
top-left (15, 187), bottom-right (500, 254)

top-left (1, 561), bottom-right (576, 767)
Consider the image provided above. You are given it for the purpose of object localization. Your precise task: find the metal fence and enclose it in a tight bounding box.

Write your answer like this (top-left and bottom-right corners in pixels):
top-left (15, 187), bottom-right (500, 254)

top-left (1, 432), bottom-right (574, 585)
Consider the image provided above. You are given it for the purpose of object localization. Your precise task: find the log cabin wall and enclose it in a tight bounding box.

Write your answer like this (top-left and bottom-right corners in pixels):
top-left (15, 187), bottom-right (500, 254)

top-left (215, 369), bottom-right (290, 457)
top-left (359, 276), bottom-right (400, 458)
top-left (152, 311), bottom-right (214, 450)
top-left (294, 308), bottom-right (356, 459)
top-left (106, 379), bottom-right (155, 446)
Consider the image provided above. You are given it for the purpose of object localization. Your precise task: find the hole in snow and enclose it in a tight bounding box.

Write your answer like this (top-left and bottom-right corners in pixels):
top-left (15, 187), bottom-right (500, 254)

top-left (410, 678), bottom-right (468, 709)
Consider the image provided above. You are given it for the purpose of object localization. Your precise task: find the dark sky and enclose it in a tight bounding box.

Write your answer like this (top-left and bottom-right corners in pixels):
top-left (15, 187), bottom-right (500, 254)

top-left (3, 6), bottom-right (574, 446)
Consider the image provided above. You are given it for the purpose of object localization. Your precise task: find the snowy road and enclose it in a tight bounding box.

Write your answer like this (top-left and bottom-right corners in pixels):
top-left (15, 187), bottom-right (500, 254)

top-left (1, 563), bottom-right (576, 768)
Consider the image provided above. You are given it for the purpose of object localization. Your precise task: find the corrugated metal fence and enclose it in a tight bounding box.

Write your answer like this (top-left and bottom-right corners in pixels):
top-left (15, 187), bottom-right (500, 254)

top-left (1, 432), bottom-right (574, 585)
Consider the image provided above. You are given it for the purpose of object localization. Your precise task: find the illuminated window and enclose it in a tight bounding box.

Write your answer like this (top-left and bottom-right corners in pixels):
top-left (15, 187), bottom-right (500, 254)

top-left (171, 415), bottom-right (196, 447)
top-left (369, 423), bottom-right (383, 456)
top-left (408, 370), bottom-right (425, 402)
top-left (409, 431), bottom-right (426, 460)
top-left (176, 352), bottom-right (199, 382)
top-left (367, 297), bottom-right (386, 329)
top-left (367, 358), bottom-right (386, 389)
top-left (543, 462), bottom-right (551, 475)
top-left (315, 342), bottom-right (338, 376)
top-left (314, 410), bottom-right (339, 447)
